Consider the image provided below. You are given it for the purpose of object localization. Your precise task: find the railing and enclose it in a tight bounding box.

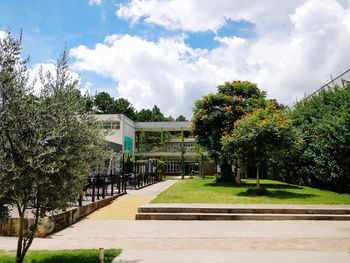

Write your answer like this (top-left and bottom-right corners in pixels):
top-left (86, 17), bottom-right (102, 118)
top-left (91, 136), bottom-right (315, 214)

top-left (79, 172), bottom-right (162, 205)
top-left (124, 172), bottom-right (161, 189)
top-left (79, 174), bottom-right (127, 205)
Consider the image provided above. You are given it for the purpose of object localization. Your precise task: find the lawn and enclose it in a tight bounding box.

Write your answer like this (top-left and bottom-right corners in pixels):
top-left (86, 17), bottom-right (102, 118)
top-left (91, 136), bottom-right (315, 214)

top-left (152, 178), bottom-right (350, 204)
top-left (0, 249), bottom-right (121, 263)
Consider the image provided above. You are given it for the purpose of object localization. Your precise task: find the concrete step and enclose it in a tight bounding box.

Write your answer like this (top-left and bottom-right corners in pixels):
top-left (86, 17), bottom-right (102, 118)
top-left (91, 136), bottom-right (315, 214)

top-left (138, 206), bottom-right (350, 215)
top-left (135, 212), bottom-right (350, 221)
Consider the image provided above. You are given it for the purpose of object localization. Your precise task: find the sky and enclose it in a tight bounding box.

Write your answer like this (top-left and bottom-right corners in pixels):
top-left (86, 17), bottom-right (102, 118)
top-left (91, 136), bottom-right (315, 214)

top-left (1, 0), bottom-right (350, 118)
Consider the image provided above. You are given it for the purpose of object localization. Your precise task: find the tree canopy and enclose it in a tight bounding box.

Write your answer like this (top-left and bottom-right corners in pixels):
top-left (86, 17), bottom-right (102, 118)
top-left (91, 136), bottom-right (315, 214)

top-left (0, 32), bottom-right (106, 263)
top-left (192, 80), bottom-right (267, 181)
top-left (88, 92), bottom-right (185, 122)
top-left (222, 100), bottom-right (293, 187)
top-left (289, 85), bottom-right (350, 191)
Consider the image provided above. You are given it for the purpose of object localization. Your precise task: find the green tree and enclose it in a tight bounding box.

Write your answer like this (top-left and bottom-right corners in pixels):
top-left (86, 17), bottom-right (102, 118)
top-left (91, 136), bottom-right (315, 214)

top-left (0, 33), bottom-right (105, 263)
top-left (135, 106), bottom-right (169, 122)
top-left (94, 91), bottom-right (114, 113)
top-left (191, 144), bottom-right (210, 178)
top-left (136, 108), bottom-right (153, 121)
top-left (290, 85), bottom-right (350, 191)
top-left (84, 94), bottom-right (94, 113)
top-left (112, 97), bottom-right (136, 119)
top-left (176, 115), bottom-right (187, 121)
top-left (192, 81), bottom-right (266, 182)
top-left (151, 105), bottom-right (166, 121)
top-left (222, 100), bottom-right (292, 189)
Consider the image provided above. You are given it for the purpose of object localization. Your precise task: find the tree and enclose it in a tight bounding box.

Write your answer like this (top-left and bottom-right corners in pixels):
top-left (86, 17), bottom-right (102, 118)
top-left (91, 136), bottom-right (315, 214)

top-left (112, 97), bottom-right (136, 120)
top-left (192, 81), bottom-right (266, 182)
top-left (0, 33), bottom-right (105, 263)
top-left (222, 100), bottom-right (293, 189)
top-left (94, 91), bottom-right (114, 113)
top-left (136, 108), bottom-right (153, 121)
top-left (191, 144), bottom-right (210, 178)
top-left (290, 85), bottom-right (350, 192)
top-left (176, 115), bottom-right (187, 121)
top-left (151, 105), bottom-right (166, 121)
top-left (135, 105), bottom-right (169, 122)
top-left (84, 94), bottom-right (94, 113)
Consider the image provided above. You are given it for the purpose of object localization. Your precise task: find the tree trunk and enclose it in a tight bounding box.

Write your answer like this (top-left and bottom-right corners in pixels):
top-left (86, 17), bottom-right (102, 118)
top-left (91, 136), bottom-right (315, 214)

top-left (256, 166), bottom-right (261, 189)
top-left (200, 154), bottom-right (204, 179)
top-left (220, 158), bottom-right (233, 182)
top-left (16, 205), bottom-right (25, 263)
top-left (235, 159), bottom-right (241, 185)
top-left (16, 197), bottom-right (41, 263)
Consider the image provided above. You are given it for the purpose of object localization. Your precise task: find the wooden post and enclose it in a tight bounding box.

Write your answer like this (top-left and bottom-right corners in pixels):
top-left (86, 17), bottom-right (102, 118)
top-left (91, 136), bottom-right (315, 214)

top-left (256, 166), bottom-right (261, 189)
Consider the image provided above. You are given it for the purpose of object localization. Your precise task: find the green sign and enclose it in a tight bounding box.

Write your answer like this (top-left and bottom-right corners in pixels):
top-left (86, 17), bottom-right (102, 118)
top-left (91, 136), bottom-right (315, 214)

top-left (124, 136), bottom-right (133, 153)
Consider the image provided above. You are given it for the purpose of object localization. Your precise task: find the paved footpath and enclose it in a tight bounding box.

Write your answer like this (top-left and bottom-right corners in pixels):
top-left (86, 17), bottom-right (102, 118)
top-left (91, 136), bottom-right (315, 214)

top-left (86, 180), bottom-right (177, 220)
top-left (1, 180), bottom-right (350, 263)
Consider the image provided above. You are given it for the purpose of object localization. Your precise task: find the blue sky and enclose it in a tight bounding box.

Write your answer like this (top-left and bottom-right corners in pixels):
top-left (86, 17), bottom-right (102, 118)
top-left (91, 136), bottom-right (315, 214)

top-left (0, 0), bottom-right (255, 99)
top-left (1, 0), bottom-right (349, 117)
top-left (0, 0), bottom-right (255, 61)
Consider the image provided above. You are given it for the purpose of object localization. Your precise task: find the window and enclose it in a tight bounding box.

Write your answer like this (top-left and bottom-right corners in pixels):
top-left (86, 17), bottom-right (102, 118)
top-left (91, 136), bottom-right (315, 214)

top-left (184, 142), bottom-right (194, 151)
top-left (102, 121), bottom-right (120, 130)
top-left (166, 160), bottom-right (180, 173)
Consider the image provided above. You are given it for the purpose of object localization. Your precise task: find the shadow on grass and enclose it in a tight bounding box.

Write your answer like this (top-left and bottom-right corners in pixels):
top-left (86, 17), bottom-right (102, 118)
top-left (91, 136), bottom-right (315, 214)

top-left (236, 190), bottom-right (317, 200)
top-left (204, 182), bottom-right (303, 190)
top-left (243, 183), bottom-right (303, 190)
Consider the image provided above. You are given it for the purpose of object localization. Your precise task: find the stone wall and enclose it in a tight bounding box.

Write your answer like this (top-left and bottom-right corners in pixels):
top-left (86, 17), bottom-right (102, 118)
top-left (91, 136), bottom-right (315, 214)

top-left (0, 194), bottom-right (123, 237)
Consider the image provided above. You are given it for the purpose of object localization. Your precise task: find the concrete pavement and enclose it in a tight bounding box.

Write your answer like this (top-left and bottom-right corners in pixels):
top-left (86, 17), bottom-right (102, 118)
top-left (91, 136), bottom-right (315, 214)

top-left (115, 250), bottom-right (350, 263)
top-left (1, 180), bottom-right (350, 262)
top-left (1, 220), bottom-right (350, 262)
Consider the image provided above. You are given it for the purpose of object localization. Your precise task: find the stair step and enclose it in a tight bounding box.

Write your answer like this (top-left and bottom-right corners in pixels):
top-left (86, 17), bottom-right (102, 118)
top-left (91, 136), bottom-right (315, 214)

top-left (138, 207), bottom-right (350, 215)
top-left (135, 212), bottom-right (350, 221)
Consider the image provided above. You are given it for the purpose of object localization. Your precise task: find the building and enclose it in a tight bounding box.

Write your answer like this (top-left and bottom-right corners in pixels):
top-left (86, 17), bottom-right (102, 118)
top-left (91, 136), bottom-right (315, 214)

top-left (95, 114), bottom-right (214, 175)
top-left (305, 68), bottom-right (350, 99)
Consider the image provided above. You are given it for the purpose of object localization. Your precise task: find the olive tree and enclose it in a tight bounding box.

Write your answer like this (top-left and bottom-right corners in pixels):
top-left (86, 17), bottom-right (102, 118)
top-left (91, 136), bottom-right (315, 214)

top-left (0, 32), bottom-right (105, 263)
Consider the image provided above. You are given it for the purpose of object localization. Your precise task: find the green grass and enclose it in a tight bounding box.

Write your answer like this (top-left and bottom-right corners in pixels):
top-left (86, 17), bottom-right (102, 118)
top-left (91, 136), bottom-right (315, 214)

top-left (152, 178), bottom-right (350, 204)
top-left (164, 175), bottom-right (180, 180)
top-left (0, 249), bottom-right (121, 263)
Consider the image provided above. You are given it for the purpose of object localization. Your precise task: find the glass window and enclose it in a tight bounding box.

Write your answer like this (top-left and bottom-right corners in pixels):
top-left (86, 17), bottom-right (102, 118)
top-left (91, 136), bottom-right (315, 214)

top-left (166, 160), bottom-right (180, 173)
top-left (102, 121), bottom-right (120, 130)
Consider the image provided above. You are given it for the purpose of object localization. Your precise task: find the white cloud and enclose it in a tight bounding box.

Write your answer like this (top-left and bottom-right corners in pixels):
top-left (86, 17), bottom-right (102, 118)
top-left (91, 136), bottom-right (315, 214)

top-left (117, 0), bottom-right (305, 34)
top-left (70, 0), bottom-right (350, 118)
top-left (81, 81), bottom-right (94, 95)
top-left (88, 0), bottom-right (102, 6)
top-left (70, 34), bottom-right (211, 116)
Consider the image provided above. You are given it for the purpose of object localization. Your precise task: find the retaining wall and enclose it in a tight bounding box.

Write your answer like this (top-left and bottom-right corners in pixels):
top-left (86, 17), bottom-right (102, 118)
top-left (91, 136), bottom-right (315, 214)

top-left (0, 194), bottom-right (123, 237)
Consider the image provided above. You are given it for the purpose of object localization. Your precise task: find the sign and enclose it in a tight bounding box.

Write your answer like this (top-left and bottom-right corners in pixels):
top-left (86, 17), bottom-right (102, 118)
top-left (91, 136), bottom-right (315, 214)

top-left (124, 136), bottom-right (133, 154)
